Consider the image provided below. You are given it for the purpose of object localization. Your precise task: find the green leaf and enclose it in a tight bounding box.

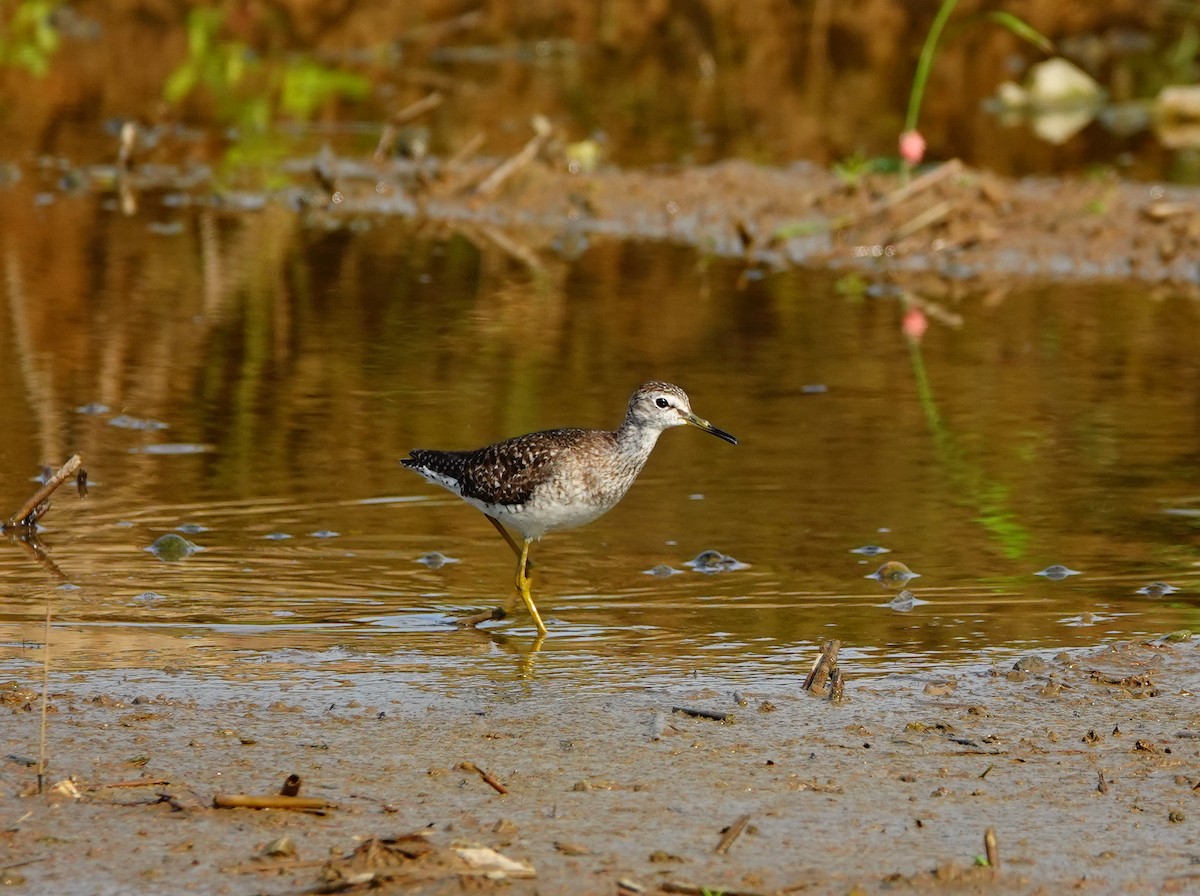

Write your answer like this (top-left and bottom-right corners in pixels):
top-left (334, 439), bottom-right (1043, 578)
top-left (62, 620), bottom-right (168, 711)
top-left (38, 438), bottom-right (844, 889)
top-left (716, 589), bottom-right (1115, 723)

top-left (985, 11), bottom-right (1054, 54)
top-left (163, 63), bottom-right (198, 104)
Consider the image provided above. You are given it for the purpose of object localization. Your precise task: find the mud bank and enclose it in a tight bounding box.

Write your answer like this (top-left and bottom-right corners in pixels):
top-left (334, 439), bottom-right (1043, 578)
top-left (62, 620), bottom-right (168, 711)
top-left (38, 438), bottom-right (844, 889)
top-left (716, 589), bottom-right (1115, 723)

top-left (2, 636), bottom-right (1197, 895)
top-left (296, 155), bottom-right (1200, 289)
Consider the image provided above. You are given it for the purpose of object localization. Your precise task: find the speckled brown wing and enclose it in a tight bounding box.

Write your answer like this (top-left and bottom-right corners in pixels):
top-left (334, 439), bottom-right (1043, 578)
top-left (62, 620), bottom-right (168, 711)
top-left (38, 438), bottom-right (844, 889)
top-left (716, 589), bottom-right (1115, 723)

top-left (405, 429), bottom-right (595, 507)
top-left (462, 430), bottom-right (598, 505)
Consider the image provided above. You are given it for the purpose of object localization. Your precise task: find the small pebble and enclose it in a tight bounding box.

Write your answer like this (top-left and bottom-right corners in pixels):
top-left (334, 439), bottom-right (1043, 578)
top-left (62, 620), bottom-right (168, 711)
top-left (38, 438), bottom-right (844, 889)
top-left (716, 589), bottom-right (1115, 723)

top-left (867, 561), bottom-right (919, 585)
top-left (643, 564), bottom-right (682, 577)
top-left (1035, 564), bottom-right (1081, 580)
top-left (262, 836), bottom-right (296, 858)
top-left (684, 549), bottom-right (749, 573)
top-left (145, 534), bottom-right (200, 561)
top-left (1013, 655), bottom-right (1048, 673)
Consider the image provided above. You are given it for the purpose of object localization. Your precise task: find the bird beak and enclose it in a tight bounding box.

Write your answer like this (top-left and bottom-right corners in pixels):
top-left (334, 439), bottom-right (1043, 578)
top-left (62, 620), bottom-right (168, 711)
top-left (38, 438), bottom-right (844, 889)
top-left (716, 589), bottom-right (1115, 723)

top-left (685, 412), bottom-right (738, 445)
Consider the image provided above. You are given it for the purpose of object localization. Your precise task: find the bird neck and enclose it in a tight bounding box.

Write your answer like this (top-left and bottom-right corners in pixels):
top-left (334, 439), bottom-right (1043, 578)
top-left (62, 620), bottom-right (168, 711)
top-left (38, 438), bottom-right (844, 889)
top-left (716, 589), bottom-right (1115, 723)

top-left (615, 417), bottom-right (665, 461)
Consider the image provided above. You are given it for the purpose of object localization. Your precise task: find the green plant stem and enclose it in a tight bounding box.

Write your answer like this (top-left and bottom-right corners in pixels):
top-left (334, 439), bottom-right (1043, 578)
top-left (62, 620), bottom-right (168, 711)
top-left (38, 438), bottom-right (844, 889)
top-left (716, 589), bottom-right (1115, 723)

top-left (905, 0), bottom-right (959, 133)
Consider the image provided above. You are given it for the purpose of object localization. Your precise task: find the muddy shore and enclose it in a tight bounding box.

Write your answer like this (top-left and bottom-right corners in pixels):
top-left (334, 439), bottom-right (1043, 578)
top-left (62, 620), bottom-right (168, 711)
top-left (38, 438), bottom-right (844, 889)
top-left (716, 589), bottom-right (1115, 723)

top-left (62, 148), bottom-right (1200, 292)
top-left (2, 636), bottom-right (1197, 895)
top-left (302, 154), bottom-right (1200, 289)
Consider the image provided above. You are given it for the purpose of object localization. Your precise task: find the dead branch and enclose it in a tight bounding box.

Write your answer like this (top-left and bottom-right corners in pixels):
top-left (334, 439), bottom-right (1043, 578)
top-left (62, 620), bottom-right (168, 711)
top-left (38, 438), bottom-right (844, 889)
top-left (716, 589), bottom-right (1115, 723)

top-left (5, 454), bottom-right (83, 529)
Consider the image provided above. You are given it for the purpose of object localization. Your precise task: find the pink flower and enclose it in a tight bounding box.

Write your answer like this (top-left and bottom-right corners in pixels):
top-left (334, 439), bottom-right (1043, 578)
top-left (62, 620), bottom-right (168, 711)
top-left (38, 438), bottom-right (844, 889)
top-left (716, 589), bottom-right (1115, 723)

top-left (899, 130), bottom-right (926, 166)
top-left (902, 307), bottom-right (928, 343)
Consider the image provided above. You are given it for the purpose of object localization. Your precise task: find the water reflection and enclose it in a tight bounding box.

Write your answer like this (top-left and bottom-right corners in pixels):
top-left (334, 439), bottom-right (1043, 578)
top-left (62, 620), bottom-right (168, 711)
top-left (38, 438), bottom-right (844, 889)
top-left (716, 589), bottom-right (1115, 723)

top-left (1, 196), bottom-right (1199, 692)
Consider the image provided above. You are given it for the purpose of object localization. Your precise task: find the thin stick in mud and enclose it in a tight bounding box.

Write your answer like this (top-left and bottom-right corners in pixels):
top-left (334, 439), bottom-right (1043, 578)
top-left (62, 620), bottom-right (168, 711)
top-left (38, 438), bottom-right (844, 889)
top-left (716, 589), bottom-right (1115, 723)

top-left (458, 761), bottom-right (508, 794)
top-left (714, 813), bottom-right (751, 855)
top-left (37, 603), bottom-right (50, 794)
top-left (984, 826), bottom-right (1000, 870)
top-left (212, 793), bottom-right (332, 812)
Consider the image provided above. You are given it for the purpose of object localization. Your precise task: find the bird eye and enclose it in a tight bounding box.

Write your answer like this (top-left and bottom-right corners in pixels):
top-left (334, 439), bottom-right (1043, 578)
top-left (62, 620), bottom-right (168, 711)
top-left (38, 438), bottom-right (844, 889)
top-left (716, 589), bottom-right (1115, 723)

top-left (655, 397), bottom-right (670, 409)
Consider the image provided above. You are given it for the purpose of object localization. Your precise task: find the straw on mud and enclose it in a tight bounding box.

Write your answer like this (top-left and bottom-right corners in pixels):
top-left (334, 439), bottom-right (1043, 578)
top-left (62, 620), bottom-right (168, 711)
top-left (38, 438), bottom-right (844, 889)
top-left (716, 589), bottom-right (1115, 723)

top-left (212, 793), bottom-right (332, 812)
top-left (37, 603), bottom-right (50, 794)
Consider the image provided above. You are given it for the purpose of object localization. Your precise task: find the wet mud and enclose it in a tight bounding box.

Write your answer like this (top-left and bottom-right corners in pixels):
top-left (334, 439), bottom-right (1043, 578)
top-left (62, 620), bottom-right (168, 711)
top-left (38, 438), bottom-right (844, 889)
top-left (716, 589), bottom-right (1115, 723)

top-left (3, 637), bottom-right (1197, 894)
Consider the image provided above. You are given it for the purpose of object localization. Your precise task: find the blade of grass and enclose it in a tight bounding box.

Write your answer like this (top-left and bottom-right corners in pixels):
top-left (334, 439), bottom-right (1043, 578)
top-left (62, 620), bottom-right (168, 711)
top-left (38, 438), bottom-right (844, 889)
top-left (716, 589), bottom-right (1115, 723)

top-left (985, 11), bottom-right (1054, 54)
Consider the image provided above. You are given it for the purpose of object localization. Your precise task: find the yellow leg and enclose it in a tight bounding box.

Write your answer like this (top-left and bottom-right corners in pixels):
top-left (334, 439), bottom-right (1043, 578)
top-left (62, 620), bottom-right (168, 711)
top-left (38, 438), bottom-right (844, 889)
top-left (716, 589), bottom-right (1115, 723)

top-left (515, 537), bottom-right (547, 636)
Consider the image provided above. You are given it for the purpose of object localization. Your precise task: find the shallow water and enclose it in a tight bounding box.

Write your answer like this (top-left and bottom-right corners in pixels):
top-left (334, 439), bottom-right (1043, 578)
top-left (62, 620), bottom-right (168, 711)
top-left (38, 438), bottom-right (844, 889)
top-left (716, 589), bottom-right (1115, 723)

top-left (0, 194), bottom-right (1198, 694)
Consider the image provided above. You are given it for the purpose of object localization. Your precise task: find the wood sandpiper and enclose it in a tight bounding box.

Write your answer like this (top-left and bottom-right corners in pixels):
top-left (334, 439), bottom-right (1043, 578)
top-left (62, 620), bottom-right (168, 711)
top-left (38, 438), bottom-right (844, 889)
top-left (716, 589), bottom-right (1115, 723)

top-left (401, 381), bottom-right (737, 636)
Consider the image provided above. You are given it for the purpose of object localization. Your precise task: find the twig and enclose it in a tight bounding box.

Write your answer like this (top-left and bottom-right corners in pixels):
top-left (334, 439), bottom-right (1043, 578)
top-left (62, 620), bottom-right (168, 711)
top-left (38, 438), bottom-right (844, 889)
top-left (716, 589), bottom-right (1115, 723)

top-left (458, 761), bottom-right (508, 794)
top-left (374, 92), bottom-right (445, 162)
top-left (474, 224), bottom-right (546, 275)
top-left (984, 827), bottom-right (1000, 870)
top-left (714, 814), bottom-right (751, 855)
top-left (446, 131), bottom-right (486, 169)
top-left (391, 91), bottom-right (444, 126)
top-left (0, 855), bottom-right (50, 872)
top-left (802, 639), bottom-right (841, 694)
top-left (872, 158), bottom-right (964, 214)
top-left (93, 779), bottom-right (171, 789)
top-left (456, 607), bottom-right (506, 628)
top-left (6, 454), bottom-right (83, 529)
top-left (471, 116), bottom-right (553, 198)
top-left (889, 199), bottom-right (956, 242)
top-left (829, 667), bottom-right (845, 703)
top-left (672, 706), bottom-right (729, 722)
top-left (212, 793), bottom-right (332, 812)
